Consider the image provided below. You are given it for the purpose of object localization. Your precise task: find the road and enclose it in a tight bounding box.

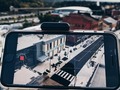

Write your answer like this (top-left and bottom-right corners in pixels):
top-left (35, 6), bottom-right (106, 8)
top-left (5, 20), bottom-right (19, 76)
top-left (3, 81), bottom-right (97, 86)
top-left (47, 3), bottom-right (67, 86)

top-left (51, 37), bottom-right (103, 86)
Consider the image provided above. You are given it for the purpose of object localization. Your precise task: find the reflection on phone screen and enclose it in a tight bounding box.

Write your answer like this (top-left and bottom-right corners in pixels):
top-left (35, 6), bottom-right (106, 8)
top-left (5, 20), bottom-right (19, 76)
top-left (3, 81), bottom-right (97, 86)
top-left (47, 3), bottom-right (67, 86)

top-left (13, 34), bottom-right (106, 87)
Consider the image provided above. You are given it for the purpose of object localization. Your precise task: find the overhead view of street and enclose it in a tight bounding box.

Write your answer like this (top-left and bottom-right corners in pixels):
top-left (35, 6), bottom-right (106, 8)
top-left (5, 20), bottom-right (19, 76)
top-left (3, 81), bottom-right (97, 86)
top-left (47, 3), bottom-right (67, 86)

top-left (13, 34), bottom-right (106, 87)
top-left (0, 0), bottom-right (120, 90)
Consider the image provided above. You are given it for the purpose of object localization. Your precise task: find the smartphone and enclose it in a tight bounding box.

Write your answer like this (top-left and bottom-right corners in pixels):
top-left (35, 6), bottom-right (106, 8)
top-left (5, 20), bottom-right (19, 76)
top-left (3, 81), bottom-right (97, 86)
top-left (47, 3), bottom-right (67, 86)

top-left (1, 31), bottom-right (120, 89)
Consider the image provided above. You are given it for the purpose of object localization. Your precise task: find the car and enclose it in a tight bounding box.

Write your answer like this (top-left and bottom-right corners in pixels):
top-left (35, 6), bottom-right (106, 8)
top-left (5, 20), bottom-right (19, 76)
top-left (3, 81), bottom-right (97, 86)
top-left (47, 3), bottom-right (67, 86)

top-left (83, 44), bottom-right (87, 48)
top-left (62, 57), bottom-right (68, 61)
top-left (73, 47), bottom-right (77, 51)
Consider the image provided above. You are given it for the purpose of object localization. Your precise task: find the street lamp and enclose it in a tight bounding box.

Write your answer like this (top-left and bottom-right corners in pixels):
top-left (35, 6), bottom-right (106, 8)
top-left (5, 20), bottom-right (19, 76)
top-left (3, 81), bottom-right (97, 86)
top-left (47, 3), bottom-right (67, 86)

top-left (67, 47), bottom-right (69, 58)
top-left (74, 59), bottom-right (77, 86)
top-left (48, 53), bottom-right (51, 72)
top-left (58, 55), bottom-right (61, 61)
top-left (49, 57), bottom-right (51, 72)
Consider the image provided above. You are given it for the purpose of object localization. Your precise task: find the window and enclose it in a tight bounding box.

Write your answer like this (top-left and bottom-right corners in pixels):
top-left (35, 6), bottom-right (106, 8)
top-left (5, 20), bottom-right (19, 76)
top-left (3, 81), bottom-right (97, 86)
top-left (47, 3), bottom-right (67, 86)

top-left (53, 41), bottom-right (55, 47)
top-left (48, 53), bottom-right (50, 57)
top-left (60, 38), bottom-right (62, 43)
top-left (57, 40), bottom-right (59, 46)
top-left (50, 43), bottom-right (52, 49)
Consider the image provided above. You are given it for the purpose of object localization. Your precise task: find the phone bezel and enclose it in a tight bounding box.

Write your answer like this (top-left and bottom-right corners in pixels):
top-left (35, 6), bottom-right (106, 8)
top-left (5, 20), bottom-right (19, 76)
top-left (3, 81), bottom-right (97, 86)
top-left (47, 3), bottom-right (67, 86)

top-left (1, 31), bottom-right (120, 90)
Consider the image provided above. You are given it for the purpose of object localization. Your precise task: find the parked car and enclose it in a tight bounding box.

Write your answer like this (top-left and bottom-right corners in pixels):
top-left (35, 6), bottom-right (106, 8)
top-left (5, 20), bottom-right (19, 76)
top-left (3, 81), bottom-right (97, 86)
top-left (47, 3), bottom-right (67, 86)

top-left (83, 44), bottom-right (87, 48)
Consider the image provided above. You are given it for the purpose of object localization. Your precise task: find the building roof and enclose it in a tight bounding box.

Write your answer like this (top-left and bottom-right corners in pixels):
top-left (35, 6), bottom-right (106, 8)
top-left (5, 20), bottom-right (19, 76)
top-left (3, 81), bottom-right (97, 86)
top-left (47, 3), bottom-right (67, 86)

top-left (55, 6), bottom-right (92, 13)
top-left (64, 13), bottom-right (98, 22)
top-left (81, 14), bottom-right (98, 22)
top-left (14, 66), bottom-right (39, 84)
top-left (104, 17), bottom-right (117, 24)
top-left (23, 24), bottom-right (41, 31)
top-left (17, 34), bottom-right (64, 51)
top-left (17, 35), bottom-right (40, 51)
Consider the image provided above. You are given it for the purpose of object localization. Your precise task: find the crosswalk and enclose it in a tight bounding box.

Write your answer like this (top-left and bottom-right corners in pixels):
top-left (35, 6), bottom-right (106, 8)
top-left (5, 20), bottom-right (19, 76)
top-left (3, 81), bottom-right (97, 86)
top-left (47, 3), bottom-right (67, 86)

top-left (56, 70), bottom-right (75, 82)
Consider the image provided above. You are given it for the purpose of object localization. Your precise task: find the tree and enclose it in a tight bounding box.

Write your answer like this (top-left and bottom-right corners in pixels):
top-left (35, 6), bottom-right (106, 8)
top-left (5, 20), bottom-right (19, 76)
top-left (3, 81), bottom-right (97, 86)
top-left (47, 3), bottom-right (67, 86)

top-left (38, 13), bottom-right (62, 23)
top-left (0, 0), bottom-right (44, 12)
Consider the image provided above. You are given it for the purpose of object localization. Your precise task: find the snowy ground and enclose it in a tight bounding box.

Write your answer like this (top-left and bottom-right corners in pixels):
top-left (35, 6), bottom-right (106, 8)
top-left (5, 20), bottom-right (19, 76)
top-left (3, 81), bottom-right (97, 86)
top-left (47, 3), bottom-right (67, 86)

top-left (22, 24), bottom-right (41, 31)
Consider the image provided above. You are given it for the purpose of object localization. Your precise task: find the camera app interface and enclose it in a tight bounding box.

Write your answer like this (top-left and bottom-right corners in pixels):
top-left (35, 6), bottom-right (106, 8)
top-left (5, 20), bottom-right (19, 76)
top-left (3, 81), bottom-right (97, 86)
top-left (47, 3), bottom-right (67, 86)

top-left (14, 34), bottom-right (106, 87)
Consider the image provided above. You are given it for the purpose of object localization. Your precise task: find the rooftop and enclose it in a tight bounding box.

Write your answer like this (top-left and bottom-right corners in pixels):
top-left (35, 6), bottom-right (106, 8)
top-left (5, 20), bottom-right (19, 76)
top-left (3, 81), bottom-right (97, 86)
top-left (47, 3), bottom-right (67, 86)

top-left (56, 6), bottom-right (92, 13)
top-left (17, 34), bottom-right (64, 51)
top-left (104, 17), bottom-right (117, 24)
top-left (14, 66), bottom-right (39, 84)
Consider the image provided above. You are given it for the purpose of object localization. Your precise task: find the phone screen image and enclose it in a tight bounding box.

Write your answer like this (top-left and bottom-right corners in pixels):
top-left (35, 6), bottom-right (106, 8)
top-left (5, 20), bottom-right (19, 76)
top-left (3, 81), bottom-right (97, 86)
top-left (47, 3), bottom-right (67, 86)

top-left (13, 34), bottom-right (106, 87)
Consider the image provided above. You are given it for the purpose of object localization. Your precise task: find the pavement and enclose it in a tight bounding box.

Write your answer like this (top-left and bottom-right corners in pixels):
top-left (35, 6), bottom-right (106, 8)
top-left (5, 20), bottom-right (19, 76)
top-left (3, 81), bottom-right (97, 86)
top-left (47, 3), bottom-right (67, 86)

top-left (22, 24), bottom-right (41, 31)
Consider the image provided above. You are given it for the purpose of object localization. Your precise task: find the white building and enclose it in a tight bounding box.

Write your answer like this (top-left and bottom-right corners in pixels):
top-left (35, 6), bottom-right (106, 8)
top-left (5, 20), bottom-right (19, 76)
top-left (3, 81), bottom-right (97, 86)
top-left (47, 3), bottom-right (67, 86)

top-left (36, 35), bottom-right (66, 62)
top-left (17, 34), bottom-right (66, 63)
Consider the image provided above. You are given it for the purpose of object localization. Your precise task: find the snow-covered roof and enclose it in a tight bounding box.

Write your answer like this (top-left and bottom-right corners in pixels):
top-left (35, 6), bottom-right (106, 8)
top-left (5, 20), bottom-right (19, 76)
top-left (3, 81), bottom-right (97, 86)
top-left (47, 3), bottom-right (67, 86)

top-left (55, 6), bottom-right (92, 13)
top-left (14, 66), bottom-right (39, 84)
top-left (104, 17), bottom-right (117, 24)
top-left (17, 35), bottom-right (41, 51)
top-left (23, 24), bottom-right (41, 31)
top-left (17, 34), bottom-right (64, 51)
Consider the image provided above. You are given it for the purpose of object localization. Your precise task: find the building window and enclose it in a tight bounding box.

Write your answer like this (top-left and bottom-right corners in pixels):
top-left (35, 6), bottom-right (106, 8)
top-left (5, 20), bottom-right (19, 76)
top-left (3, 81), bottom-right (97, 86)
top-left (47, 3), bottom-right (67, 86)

top-left (82, 24), bottom-right (85, 28)
top-left (50, 43), bottom-right (52, 49)
top-left (60, 38), bottom-right (62, 43)
top-left (48, 53), bottom-right (50, 57)
top-left (63, 37), bottom-right (66, 43)
top-left (53, 41), bottom-right (55, 47)
top-left (57, 40), bottom-right (58, 46)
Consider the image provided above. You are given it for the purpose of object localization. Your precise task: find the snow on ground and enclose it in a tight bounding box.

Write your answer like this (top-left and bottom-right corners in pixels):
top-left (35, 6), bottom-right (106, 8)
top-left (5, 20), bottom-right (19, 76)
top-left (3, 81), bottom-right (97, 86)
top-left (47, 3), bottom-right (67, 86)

top-left (115, 30), bottom-right (120, 39)
top-left (22, 24), bottom-right (41, 31)
top-left (14, 66), bottom-right (39, 84)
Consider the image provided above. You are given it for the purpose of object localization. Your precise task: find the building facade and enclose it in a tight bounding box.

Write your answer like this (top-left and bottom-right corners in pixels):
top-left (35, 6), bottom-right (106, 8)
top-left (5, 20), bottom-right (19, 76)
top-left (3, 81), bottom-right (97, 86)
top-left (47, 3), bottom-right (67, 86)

top-left (36, 35), bottom-right (66, 62)
top-left (63, 13), bottom-right (99, 30)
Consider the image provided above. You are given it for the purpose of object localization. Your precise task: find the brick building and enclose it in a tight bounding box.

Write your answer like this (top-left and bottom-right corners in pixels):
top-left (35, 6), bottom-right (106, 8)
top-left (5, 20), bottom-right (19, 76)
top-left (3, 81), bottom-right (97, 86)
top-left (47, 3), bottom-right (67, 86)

top-left (62, 13), bottom-right (99, 30)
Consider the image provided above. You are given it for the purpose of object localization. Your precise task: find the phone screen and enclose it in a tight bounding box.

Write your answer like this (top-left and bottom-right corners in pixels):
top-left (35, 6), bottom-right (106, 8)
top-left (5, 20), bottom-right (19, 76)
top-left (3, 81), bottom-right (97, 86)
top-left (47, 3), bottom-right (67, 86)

top-left (13, 33), bottom-right (106, 87)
